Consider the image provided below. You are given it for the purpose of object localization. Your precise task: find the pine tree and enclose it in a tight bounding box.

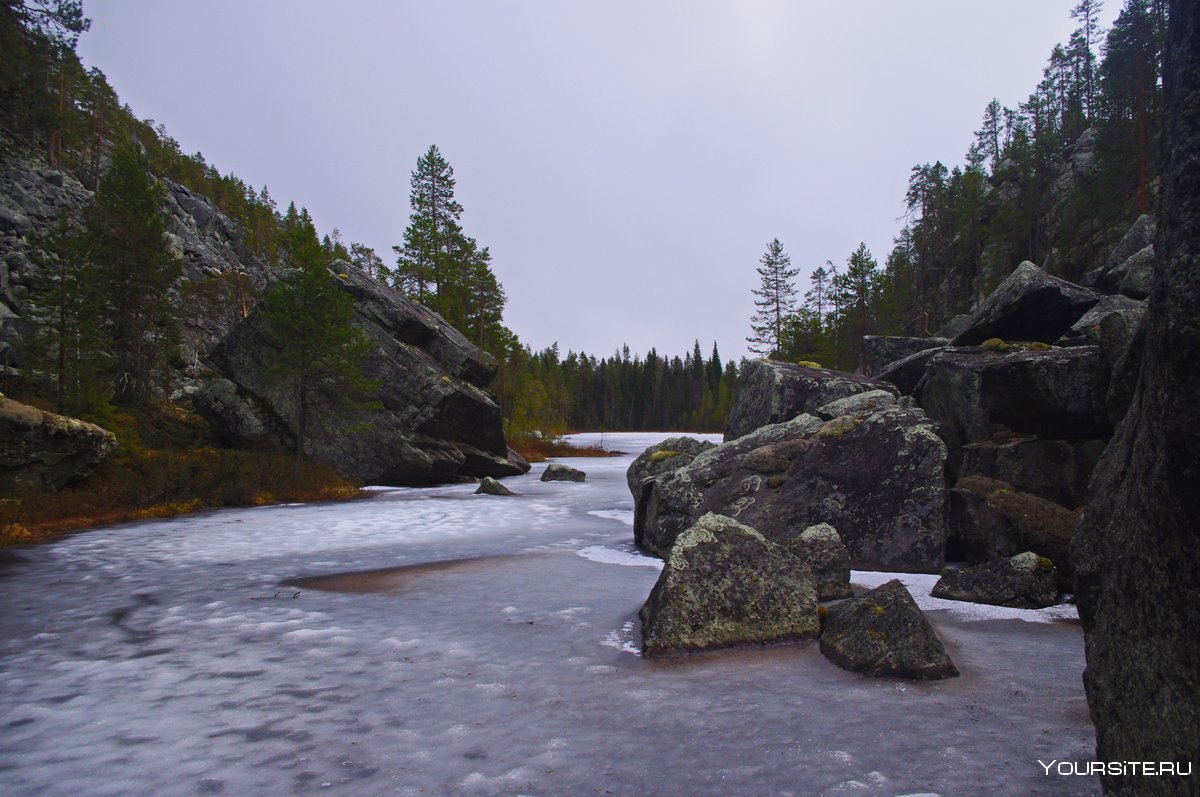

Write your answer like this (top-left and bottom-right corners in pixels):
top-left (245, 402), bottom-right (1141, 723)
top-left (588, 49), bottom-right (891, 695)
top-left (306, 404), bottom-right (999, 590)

top-left (747, 238), bottom-right (799, 357)
top-left (260, 208), bottom-right (377, 462)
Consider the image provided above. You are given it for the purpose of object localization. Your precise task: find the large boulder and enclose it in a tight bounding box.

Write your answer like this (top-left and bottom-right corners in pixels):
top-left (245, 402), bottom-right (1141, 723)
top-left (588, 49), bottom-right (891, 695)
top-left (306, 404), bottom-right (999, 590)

top-left (861, 336), bottom-right (949, 376)
top-left (724, 359), bottom-right (898, 441)
top-left (914, 345), bottom-right (1111, 455)
top-left (0, 395), bottom-right (117, 491)
top-left (625, 436), bottom-right (715, 500)
top-left (931, 552), bottom-right (1059, 609)
top-left (1082, 213), bottom-right (1156, 297)
top-left (781, 523), bottom-right (852, 600)
top-left (639, 405), bottom-right (947, 573)
top-left (1057, 294), bottom-right (1144, 348)
top-left (204, 264), bottom-right (523, 485)
top-left (950, 262), bottom-right (1100, 346)
top-left (638, 513), bottom-right (819, 656)
top-left (540, 463), bottom-right (585, 482)
top-left (1074, 6), bottom-right (1200, 784)
top-left (949, 475), bottom-right (1082, 574)
top-left (819, 579), bottom-right (958, 680)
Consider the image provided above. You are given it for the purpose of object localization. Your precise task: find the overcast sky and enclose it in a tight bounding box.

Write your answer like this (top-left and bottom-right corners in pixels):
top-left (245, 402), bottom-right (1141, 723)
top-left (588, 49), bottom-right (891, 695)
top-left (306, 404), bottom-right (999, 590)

top-left (78, 1), bottom-right (1122, 363)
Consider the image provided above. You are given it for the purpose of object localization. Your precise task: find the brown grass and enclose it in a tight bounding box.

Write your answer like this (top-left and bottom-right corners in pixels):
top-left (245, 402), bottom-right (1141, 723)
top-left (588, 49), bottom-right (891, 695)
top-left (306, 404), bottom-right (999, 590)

top-left (1, 405), bottom-right (362, 547)
top-left (508, 435), bottom-right (624, 463)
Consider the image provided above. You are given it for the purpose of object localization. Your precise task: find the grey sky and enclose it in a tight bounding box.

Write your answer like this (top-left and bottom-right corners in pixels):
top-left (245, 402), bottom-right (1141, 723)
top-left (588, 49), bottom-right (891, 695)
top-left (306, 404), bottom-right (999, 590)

top-left (78, 1), bottom-right (1121, 362)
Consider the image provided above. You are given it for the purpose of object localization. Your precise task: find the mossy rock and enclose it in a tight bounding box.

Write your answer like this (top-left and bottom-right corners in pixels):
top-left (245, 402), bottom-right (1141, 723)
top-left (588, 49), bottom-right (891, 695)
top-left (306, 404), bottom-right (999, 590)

top-left (796, 360), bottom-right (823, 369)
top-left (648, 449), bottom-right (682, 463)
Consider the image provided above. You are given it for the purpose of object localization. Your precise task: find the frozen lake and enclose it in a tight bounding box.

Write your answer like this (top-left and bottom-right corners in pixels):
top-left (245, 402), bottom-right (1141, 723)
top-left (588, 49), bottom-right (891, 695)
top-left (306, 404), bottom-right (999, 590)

top-left (0, 432), bottom-right (1099, 796)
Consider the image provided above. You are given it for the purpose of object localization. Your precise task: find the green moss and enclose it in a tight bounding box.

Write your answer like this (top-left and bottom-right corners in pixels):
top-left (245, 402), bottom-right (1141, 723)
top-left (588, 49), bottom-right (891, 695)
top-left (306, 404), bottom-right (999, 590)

top-left (981, 337), bottom-right (1009, 351)
top-left (796, 360), bottom-right (822, 369)
top-left (649, 449), bottom-right (681, 463)
top-left (817, 415), bottom-right (861, 438)
top-left (1028, 341), bottom-right (1052, 351)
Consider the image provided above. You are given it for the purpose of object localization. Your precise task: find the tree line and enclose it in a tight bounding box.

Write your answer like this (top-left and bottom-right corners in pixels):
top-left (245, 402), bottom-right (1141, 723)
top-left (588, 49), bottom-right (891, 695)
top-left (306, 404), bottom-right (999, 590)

top-left (747, 0), bottom-right (1167, 371)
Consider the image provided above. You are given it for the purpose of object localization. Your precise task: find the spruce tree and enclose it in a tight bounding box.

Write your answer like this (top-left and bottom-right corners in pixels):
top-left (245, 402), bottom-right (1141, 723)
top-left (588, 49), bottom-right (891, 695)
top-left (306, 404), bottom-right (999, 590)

top-left (260, 208), bottom-right (377, 462)
top-left (86, 144), bottom-right (180, 407)
top-left (394, 145), bottom-right (464, 314)
top-left (747, 238), bottom-right (799, 357)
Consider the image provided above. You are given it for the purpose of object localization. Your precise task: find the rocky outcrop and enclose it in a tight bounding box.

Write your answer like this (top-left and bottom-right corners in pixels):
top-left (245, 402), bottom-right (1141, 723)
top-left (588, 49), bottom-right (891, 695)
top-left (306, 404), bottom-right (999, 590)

top-left (914, 345), bottom-right (1111, 456)
top-left (932, 552), bottom-right (1059, 609)
top-left (639, 406), bottom-right (947, 573)
top-left (724, 359), bottom-right (898, 441)
top-left (782, 523), bottom-right (852, 600)
top-left (204, 264), bottom-right (522, 486)
top-left (0, 394), bottom-right (117, 491)
top-left (877, 347), bottom-right (943, 396)
top-left (625, 436), bottom-right (715, 500)
top-left (639, 513), bottom-right (819, 656)
top-left (0, 152), bottom-right (94, 368)
top-left (819, 579), bottom-right (958, 680)
top-left (949, 262), bottom-right (1100, 346)
top-left (949, 475), bottom-right (1081, 574)
top-left (1058, 294), bottom-right (1144, 349)
top-left (540, 463), bottom-right (585, 482)
top-left (957, 434), bottom-right (1104, 508)
top-left (475, 477), bottom-right (514, 496)
top-left (1082, 214), bottom-right (1157, 299)
top-left (861, 336), bottom-right (949, 376)
top-left (1074, 3), bottom-right (1200, 786)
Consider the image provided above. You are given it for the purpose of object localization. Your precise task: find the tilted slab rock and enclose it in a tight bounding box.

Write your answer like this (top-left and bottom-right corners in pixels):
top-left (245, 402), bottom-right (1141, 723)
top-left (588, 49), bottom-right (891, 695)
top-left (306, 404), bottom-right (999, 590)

top-left (205, 264), bottom-right (522, 486)
top-left (950, 262), bottom-right (1100, 346)
top-left (639, 407), bottom-right (947, 573)
top-left (820, 579), bottom-right (958, 680)
top-left (639, 513), bottom-right (819, 656)
top-left (932, 552), bottom-right (1059, 609)
top-left (861, 336), bottom-right (949, 377)
top-left (876, 347), bottom-right (943, 396)
top-left (914, 345), bottom-right (1111, 455)
top-left (0, 395), bottom-right (117, 491)
top-left (724, 359), bottom-right (899, 441)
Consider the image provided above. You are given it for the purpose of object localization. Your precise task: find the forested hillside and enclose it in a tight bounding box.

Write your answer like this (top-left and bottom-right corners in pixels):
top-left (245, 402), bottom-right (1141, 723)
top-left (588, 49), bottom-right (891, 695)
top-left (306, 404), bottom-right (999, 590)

top-left (0, 0), bottom-right (1170, 441)
top-left (764, 0), bottom-right (1165, 371)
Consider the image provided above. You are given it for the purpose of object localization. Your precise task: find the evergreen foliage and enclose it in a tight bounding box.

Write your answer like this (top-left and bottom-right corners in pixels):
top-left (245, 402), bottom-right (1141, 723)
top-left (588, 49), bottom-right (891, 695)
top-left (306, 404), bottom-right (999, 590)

top-left (747, 238), bottom-right (799, 357)
top-left (260, 208), bottom-right (377, 461)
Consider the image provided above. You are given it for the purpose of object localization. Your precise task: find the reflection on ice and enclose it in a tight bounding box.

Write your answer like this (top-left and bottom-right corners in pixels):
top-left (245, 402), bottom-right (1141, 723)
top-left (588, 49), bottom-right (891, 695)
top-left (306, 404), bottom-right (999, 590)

top-left (0, 432), bottom-right (1098, 796)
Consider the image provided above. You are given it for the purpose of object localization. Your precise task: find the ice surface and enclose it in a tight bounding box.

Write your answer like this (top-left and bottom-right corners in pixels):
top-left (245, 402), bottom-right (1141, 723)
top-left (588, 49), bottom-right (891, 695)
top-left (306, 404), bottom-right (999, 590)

top-left (0, 432), bottom-right (1098, 796)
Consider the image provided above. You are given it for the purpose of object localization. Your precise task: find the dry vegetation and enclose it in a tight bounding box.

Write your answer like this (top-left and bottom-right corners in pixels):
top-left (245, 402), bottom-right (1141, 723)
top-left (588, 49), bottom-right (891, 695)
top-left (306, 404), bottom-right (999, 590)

top-left (507, 435), bottom-right (624, 463)
top-left (1, 404), bottom-right (361, 547)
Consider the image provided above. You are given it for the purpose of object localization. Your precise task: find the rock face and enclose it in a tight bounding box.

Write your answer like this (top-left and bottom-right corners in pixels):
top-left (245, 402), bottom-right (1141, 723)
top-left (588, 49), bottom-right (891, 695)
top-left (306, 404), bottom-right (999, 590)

top-left (819, 580), bottom-right (958, 680)
top-left (724, 359), bottom-right (898, 441)
top-left (639, 406), bottom-right (947, 573)
top-left (540, 463), bottom-right (586, 482)
top-left (949, 476), bottom-right (1082, 576)
top-left (0, 395), bottom-right (117, 491)
top-left (639, 513), bottom-right (819, 656)
top-left (782, 523), bottom-right (852, 600)
top-left (475, 477), bottom-right (514, 496)
top-left (1073, 3), bottom-right (1200, 787)
top-left (204, 265), bottom-right (522, 486)
top-left (625, 436), bottom-right (715, 500)
top-left (861, 336), bottom-right (949, 376)
top-left (1082, 213), bottom-right (1157, 299)
top-left (0, 152), bottom-right (94, 368)
top-left (949, 262), bottom-right (1100, 346)
top-left (931, 552), bottom-right (1059, 609)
